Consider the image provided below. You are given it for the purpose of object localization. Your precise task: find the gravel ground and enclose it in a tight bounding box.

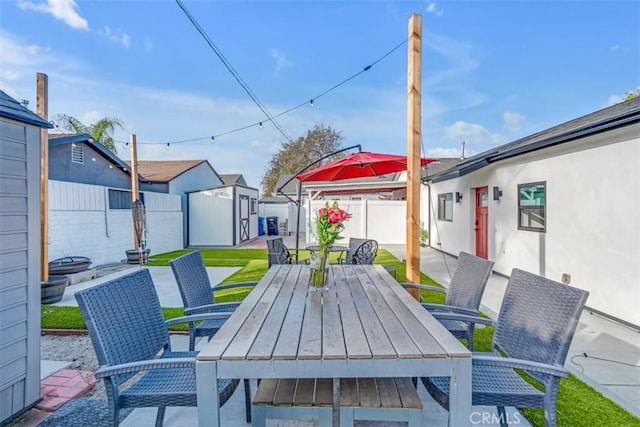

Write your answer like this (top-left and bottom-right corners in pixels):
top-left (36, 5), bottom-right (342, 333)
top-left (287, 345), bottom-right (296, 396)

top-left (41, 332), bottom-right (192, 402)
top-left (41, 333), bottom-right (107, 401)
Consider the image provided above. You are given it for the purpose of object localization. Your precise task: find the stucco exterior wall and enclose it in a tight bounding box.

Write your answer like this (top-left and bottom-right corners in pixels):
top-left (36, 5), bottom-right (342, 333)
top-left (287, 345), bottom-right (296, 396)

top-left (426, 124), bottom-right (640, 326)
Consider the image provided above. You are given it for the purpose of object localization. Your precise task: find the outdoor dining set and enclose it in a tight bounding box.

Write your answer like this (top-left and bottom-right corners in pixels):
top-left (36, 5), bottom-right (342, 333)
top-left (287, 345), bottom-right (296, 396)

top-left (73, 237), bottom-right (589, 427)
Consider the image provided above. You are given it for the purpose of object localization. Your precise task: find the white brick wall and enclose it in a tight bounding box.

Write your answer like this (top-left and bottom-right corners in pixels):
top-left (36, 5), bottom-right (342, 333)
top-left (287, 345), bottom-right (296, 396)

top-left (48, 181), bottom-right (183, 267)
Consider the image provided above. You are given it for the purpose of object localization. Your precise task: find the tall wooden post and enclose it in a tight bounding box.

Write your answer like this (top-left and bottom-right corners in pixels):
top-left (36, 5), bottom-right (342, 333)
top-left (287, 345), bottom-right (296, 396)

top-left (129, 134), bottom-right (140, 250)
top-left (406, 14), bottom-right (422, 299)
top-left (37, 73), bottom-right (49, 283)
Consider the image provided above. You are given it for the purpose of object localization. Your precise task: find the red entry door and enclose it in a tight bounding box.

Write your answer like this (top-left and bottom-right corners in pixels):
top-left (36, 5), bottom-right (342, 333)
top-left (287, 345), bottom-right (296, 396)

top-left (475, 187), bottom-right (489, 259)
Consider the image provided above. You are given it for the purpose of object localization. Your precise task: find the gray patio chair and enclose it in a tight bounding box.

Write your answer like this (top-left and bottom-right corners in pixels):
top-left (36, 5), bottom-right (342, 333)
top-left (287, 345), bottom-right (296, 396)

top-left (74, 268), bottom-right (239, 427)
top-left (169, 250), bottom-right (257, 351)
top-left (422, 268), bottom-right (589, 427)
top-left (267, 237), bottom-right (307, 267)
top-left (401, 251), bottom-right (494, 350)
top-left (170, 250), bottom-right (256, 422)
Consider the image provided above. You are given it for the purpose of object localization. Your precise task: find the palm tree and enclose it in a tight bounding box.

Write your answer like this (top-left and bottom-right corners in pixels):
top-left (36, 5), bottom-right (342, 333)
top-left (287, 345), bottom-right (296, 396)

top-left (54, 114), bottom-right (124, 154)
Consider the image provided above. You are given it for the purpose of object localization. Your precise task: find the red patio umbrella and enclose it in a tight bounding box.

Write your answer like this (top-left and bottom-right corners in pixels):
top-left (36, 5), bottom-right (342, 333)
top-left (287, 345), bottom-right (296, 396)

top-left (295, 151), bottom-right (438, 182)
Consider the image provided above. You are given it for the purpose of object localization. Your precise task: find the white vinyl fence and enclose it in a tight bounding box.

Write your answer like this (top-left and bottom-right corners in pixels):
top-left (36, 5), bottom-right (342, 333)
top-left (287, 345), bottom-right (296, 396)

top-left (306, 199), bottom-right (407, 244)
top-left (48, 180), bottom-right (183, 267)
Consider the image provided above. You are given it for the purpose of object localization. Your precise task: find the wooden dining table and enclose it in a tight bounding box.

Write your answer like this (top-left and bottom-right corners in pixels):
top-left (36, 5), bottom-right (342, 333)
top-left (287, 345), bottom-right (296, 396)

top-left (196, 264), bottom-right (472, 426)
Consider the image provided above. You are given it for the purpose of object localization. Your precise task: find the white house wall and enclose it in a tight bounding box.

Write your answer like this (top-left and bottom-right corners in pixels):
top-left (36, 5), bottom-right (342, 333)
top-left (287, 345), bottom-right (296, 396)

top-left (48, 180), bottom-right (183, 266)
top-left (188, 187), bottom-right (233, 246)
top-left (426, 125), bottom-right (640, 326)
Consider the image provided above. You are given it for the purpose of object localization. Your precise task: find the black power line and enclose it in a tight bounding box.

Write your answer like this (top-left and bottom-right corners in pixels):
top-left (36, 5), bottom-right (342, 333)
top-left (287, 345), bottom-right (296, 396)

top-left (175, 0), bottom-right (293, 142)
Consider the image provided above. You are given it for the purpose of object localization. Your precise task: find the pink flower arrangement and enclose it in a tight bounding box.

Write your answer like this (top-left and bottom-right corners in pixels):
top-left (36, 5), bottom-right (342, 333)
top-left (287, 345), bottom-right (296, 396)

top-left (316, 201), bottom-right (351, 246)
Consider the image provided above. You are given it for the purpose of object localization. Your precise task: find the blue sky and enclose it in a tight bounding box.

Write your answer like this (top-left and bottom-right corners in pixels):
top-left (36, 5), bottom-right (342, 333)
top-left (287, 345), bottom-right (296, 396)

top-left (1, 0), bottom-right (638, 189)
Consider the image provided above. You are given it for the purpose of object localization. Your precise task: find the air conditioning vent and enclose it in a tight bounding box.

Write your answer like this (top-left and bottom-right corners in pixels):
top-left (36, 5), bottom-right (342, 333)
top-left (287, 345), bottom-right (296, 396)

top-left (71, 146), bottom-right (84, 164)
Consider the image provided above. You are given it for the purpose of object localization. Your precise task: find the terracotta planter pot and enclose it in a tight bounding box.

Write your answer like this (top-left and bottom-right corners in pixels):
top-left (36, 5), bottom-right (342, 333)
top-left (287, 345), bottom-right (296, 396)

top-left (41, 275), bottom-right (69, 304)
top-left (126, 248), bottom-right (151, 264)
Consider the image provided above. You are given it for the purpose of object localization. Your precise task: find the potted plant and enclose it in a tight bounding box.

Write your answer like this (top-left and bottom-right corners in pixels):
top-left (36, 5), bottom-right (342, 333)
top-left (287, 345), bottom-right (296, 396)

top-left (419, 227), bottom-right (429, 247)
top-left (41, 275), bottom-right (69, 304)
top-left (125, 248), bottom-right (151, 264)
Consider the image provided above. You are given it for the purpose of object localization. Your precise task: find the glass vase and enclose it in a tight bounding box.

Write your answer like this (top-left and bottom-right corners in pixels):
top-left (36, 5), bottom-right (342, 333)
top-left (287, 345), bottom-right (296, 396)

top-left (309, 245), bottom-right (329, 293)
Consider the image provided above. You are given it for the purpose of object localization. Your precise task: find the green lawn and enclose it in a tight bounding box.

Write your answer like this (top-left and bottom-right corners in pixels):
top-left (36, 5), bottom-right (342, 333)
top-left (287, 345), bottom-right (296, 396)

top-left (41, 248), bottom-right (640, 427)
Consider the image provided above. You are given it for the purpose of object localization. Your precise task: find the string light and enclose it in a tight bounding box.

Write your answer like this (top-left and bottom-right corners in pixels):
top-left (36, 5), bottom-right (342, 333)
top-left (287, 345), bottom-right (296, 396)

top-left (109, 164), bottom-right (113, 169)
top-left (210, 136), bottom-right (215, 144)
top-left (112, 39), bottom-right (406, 148)
top-left (91, 156), bottom-right (96, 162)
top-left (166, 143), bottom-right (170, 150)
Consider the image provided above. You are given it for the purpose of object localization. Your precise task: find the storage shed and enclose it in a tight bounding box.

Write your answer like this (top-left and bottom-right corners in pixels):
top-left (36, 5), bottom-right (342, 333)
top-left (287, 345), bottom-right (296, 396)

top-left (188, 184), bottom-right (259, 246)
top-left (0, 90), bottom-right (53, 424)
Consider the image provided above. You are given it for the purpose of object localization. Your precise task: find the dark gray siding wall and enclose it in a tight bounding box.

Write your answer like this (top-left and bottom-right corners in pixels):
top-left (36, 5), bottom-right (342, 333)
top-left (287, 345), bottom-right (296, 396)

top-left (49, 142), bottom-right (131, 189)
top-left (140, 181), bottom-right (169, 193)
top-left (0, 118), bottom-right (41, 423)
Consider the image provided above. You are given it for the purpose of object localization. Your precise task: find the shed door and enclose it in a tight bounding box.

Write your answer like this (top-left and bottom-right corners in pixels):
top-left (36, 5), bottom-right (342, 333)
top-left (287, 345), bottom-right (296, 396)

top-left (475, 187), bottom-right (489, 259)
top-left (239, 195), bottom-right (249, 243)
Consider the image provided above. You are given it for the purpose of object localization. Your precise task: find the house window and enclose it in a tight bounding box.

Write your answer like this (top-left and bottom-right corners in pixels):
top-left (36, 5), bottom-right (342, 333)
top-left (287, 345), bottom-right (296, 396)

top-left (437, 193), bottom-right (453, 221)
top-left (109, 189), bottom-right (144, 209)
top-left (250, 198), bottom-right (257, 214)
top-left (71, 145), bottom-right (84, 164)
top-left (518, 182), bottom-right (546, 232)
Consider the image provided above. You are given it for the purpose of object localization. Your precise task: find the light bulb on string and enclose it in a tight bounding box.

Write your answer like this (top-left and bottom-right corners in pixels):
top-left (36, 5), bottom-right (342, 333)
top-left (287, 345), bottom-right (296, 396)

top-left (210, 136), bottom-right (215, 144)
top-left (109, 164), bottom-right (113, 169)
top-left (166, 143), bottom-right (170, 150)
top-left (91, 156), bottom-right (96, 162)
top-left (310, 99), bottom-right (315, 107)
top-left (259, 122), bottom-right (263, 130)
top-left (124, 142), bottom-right (129, 149)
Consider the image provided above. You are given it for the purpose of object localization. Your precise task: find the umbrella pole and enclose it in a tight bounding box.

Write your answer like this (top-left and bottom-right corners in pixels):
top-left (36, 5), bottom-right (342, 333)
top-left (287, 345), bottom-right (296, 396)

top-left (276, 144), bottom-right (362, 263)
top-left (294, 181), bottom-right (302, 262)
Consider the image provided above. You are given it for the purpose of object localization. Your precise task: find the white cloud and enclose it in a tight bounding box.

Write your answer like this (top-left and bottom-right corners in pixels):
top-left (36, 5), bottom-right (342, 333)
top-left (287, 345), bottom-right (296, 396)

top-left (608, 95), bottom-right (623, 105)
top-left (97, 25), bottom-right (131, 48)
top-left (609, 44), bottom-right (629, 53)
top-left (444, 120), bottom-right (505, 147)
top-left (1, 70), bottom-right (22, 81)
top-left (425, 147), bottom-right (464, 158)
top-left (18, 0), bottom-right (88, 30)
top-left (424, 33), bottom-right (478, 86)
top-left (502, 111), bottom-right (526, 132)
top-left (426, 2), bottom-right (444, 16)
top-left (271, 49), bottom-right (292, 71)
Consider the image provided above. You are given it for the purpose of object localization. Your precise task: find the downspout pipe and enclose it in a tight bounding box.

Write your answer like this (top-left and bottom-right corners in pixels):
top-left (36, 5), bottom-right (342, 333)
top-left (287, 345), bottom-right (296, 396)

top-left (276, 144), bottom-right (362, 262)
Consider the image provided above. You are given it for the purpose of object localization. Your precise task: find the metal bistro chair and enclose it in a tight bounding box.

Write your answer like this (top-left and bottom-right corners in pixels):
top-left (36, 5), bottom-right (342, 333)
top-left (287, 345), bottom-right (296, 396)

top-left (170, 250), bottom-right (256, 422)
top-left (422, 268), bottom-right (589, 427)
top-left (337, 237), bottom-right (368, 264)
top-left (74, 269), bottom-right (239, 427)
top-left (401, 251), bottom-right (494, 350)
top-left (267, 237), bottom-right (307, 267)
top-left (339, 238), bottom-right (378, 265)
